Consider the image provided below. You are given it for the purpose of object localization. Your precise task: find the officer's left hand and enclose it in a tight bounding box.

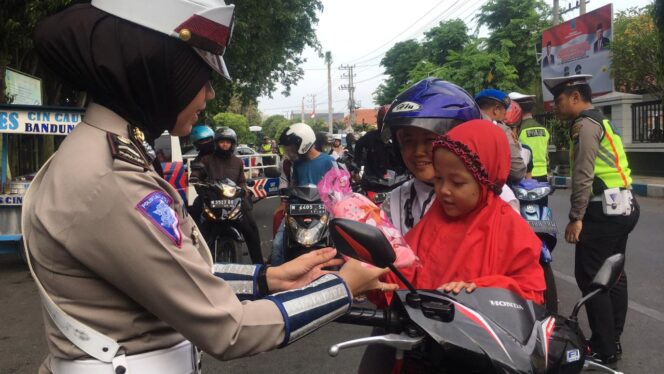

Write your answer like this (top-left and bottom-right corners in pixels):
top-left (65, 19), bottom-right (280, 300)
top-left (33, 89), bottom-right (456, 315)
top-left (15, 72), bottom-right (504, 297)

top-left (565, 220), bottom-right (583, 243)
top-left (267, 247), bottom-right (343, 292)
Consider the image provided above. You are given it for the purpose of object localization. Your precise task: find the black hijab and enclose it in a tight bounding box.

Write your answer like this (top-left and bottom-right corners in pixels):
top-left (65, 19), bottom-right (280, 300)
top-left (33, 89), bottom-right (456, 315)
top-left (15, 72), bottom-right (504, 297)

top-left (34, 4), bottom-right (212, 138)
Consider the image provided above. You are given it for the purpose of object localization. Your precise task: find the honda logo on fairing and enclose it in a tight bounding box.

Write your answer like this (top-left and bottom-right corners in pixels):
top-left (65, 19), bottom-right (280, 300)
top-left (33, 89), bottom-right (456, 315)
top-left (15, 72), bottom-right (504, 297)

top-left (392, 101), bottom-right (421, 112)
top-left (490, 300), bottom-right (524, 310)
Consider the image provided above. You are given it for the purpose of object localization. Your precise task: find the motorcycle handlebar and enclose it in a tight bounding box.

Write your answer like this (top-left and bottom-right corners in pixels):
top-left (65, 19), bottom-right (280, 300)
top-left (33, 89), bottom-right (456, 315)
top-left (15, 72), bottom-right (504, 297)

top-left (336, 307), bottom-right (401, 329)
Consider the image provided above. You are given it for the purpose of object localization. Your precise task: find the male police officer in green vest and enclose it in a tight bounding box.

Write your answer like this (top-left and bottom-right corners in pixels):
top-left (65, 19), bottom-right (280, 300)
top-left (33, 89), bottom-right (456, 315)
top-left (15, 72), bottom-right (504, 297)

top-left (510, 92), bottom-right (550, 182)
top-left (544, 74), bottom-right (639, 367)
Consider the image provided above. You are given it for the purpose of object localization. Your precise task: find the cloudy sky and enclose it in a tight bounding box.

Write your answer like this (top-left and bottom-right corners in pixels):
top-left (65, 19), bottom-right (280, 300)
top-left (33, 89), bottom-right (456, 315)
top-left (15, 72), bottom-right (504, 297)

top-left (256, 0), bottom-right (654, 118)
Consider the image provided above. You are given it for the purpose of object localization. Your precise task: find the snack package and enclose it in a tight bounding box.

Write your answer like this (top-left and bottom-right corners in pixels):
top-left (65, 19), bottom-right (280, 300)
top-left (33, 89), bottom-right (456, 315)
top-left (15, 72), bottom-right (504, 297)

top-left (318, 168), bottom-right (418, 268)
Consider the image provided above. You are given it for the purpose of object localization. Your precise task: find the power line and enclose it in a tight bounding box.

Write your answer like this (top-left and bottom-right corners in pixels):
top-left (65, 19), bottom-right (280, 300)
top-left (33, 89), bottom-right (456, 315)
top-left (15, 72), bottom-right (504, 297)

top-left (345, 0), bottom-right (447, 65)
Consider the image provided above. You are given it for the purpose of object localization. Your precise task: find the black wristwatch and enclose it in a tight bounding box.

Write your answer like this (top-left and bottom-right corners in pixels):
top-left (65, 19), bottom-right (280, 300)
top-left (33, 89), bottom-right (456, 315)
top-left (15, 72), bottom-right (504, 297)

top-left (258, 265), bottom-right (271, 296)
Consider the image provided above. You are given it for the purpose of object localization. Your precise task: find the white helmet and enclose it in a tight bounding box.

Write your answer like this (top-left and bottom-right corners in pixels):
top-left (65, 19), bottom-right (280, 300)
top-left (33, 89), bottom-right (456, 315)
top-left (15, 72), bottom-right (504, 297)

top-left (91, 0), bottom-right (235, 80)
top-left (279, 123), bottom-right (316, 155)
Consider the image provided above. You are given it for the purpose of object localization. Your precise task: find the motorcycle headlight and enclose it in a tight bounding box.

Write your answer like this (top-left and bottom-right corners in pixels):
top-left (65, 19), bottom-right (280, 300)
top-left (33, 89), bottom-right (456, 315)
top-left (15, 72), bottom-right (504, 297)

top-left (227, 201), bottom-right (242, 220)
top-left (514, 187), bottom-right (528, 200)
top-left (295, 221), bottom-right (327, 247)
top-left (222, 184), bottom-right (237, 198)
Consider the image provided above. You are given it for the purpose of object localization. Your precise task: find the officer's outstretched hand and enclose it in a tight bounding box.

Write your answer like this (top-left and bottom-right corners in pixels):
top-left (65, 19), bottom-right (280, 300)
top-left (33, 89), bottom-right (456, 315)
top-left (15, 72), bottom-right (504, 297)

top-left (267, 247), bottom-right (344, 293)
top-left (339, 258), bottom-right (399, 297)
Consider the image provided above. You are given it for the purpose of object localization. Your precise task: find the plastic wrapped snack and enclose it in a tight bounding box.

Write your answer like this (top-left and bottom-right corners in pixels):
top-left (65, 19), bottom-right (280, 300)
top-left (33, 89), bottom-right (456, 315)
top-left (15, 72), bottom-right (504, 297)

top-left (318, 168), bottom-right (418, 268)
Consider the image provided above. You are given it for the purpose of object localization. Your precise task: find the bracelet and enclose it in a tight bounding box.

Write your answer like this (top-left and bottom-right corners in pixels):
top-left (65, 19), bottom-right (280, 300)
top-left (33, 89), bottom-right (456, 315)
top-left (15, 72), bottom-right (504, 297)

top-left (258, 265), bottom-right (271, 297)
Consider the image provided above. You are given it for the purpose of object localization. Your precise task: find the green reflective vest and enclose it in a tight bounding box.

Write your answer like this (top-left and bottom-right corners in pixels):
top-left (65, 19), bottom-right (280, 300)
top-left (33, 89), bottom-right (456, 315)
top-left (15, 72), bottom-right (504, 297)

top-left (570, 115), bottom-right (632, 192)
top-left (260, 143), bottom-right (272, 153)
top-left (519, 118), bottom-right (550, 177)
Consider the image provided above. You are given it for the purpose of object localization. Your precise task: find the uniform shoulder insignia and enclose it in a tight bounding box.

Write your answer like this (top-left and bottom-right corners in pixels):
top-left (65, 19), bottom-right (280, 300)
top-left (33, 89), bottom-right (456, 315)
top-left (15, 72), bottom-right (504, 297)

top-left (107, 132), bottom-right (149, 169)
top-left (136, 191), bottom-right (182, 247)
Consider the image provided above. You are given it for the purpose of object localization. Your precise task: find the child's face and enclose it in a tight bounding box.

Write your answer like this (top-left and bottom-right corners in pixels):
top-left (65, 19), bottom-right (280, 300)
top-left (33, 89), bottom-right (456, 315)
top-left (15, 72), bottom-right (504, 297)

top-left (433, 149), bottom-right (481, 218)
top-left (396, 127), bottom-right (438, 183)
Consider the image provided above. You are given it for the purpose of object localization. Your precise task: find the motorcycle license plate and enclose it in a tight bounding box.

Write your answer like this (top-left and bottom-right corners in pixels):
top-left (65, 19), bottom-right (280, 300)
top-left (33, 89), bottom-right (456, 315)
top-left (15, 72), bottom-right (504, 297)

top-left (210, 199), bottom-right (235, 209)
top-left (528, 220), bottom-right (557, 234)
top-left (289, 204), bottom-right (326, 216)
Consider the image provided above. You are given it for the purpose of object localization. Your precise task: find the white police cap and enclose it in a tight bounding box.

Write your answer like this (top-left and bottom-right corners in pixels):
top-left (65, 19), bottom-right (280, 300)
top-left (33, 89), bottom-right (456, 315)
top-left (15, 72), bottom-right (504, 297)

top-left (91, 0), bottom-right (235, 80)
top-left (543, 74), bottom-right (592, 96)
top-left (508, 92), bottom-right (536, 101)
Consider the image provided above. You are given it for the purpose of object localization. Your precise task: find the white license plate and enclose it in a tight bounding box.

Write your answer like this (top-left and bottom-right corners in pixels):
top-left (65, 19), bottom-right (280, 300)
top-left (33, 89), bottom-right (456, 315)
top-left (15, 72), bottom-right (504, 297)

top-left (289, 204), bottom-right (326, 216)
top-left (210, 199), bottom-right (235, 209)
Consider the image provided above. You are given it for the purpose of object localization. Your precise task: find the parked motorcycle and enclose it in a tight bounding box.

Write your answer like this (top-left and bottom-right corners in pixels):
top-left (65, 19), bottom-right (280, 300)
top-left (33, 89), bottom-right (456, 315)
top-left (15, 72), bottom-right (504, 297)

top-left (191, 178), bottom-right (245, 263)
top-left (512, 179), bottom-right (558, 313)
top-left (283, 186), bottom-right (330, 261)
top-left (328, 219), bottom-right (625, 374)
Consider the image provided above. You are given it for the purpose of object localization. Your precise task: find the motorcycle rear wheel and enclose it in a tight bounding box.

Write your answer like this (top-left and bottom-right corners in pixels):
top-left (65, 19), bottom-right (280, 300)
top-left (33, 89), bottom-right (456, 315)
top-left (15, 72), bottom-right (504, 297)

top-left (214, 238), bottom-right (238, 264)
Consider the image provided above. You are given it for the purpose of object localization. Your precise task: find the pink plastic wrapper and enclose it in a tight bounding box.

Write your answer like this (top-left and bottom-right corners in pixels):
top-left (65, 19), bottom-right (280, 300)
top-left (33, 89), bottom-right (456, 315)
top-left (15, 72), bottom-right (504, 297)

top-left (318, 168), bottom-right (418, 268)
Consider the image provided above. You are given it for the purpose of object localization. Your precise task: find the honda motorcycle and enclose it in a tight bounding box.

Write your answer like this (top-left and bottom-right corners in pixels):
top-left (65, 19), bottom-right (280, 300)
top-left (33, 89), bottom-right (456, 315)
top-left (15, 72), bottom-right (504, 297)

top-left (283, 186), bottom-right (330, 261)
top-left (191, 178), bottom-right (245, 263)
top-left (512, 179), bottom-right (558, 313)
top-left (328, 219), bottom-right (625, 374)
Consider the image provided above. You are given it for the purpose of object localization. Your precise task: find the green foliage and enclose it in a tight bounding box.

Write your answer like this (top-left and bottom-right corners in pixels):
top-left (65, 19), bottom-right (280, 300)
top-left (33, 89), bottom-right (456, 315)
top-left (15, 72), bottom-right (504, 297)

top-left (207, 0), bottom-right (323, 111)
top-left (422, 19), bottom-right (469, 65)
top-left (476, 0), bottom-right (551, 90)
top-left (409, 39), bottom-right (519, 95)
top-left (374, 40), bottom-right (424, 105)
top-left (611, 6), bottom-right (664, 100)
top-left (0, 0), bottom-right (75, 104)
top-left (261, 114), bottom-right (291, 140)
top-left (212, 112), bottom-right (255, 145)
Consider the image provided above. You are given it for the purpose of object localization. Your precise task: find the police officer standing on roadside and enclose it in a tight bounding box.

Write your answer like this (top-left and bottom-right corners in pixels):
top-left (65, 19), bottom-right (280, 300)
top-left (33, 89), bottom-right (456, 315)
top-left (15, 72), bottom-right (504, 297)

top-left (544, 74), bottom-right (639, 367)
top-left (510, 92), bottom-right (551, 182)
top-left (23, 1), bottom-right (396, 373)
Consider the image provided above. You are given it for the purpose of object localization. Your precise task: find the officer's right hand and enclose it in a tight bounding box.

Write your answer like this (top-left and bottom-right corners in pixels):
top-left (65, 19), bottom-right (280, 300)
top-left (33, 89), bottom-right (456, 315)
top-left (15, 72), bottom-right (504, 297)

top-left (339, 258), bottom-right (398, 297)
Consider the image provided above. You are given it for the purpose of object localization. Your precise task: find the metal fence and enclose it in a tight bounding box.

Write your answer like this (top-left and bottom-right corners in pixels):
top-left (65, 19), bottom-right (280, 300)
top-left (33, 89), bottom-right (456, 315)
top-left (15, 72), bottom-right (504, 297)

top-left (632, 100), bottom-right (664, 143)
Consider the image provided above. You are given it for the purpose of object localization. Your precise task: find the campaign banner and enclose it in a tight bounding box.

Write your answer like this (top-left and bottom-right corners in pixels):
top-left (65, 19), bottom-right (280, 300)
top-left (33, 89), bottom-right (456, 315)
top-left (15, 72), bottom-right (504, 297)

top-left (0, 108), bottom-right (83, 135)
top-left (541, 4), bottom-right (613, 109)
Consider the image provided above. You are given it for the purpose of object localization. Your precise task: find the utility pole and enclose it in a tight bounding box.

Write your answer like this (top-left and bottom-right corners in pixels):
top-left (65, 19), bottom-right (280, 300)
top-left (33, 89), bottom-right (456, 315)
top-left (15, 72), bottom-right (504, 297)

top-left (301, 96), bottom-right (305, 123)
top-left (325, 51), bottom-right (334, 133)
top-left (311, 94), bottom-right (316, 121)
top-left (558, 0), bottom-right (589, 20)
top-left (339, 64), bottom-right (356, 130)
top-left (580, 0), bottom-right (586, 15)
top-left (553, 0), bottom-right (560, 25)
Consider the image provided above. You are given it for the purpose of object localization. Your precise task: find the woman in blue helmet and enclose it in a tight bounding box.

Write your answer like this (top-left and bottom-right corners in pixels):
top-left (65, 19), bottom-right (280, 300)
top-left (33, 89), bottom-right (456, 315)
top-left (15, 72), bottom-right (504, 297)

top-left (381, 78), bottom-right (481, 235)
top-left (190, 124), bottom-right (215, 160)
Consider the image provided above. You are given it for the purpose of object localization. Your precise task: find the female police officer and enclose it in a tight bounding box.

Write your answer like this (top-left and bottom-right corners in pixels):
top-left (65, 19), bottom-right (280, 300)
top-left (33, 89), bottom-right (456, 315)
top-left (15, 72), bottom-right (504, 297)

top-left (22, 1), bottom-right (396, 373)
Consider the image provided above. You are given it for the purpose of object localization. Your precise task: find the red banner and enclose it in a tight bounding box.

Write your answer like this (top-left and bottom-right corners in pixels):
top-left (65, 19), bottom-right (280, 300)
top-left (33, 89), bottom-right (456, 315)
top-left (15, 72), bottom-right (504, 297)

top-left (541, 4), bottom-right (614, 109)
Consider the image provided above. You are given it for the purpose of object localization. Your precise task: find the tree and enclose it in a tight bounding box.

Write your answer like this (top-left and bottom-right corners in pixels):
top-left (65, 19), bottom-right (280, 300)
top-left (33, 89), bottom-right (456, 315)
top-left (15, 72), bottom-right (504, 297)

top-left (476, 0), bottom-right (551, 90)
top-left (261, 114), bottom-right (291, 139)
top-left (422, 19), bottom-right (469, 65)
top-left (1, 0), bottom-right (78, 105)
top-left (207, 0), bottom-right (324, 112)
top-left (408, 38), bottom-right (519, 95)
top-left (611, 6), bottom-right (664, 101)
top-left (374, 40), bottom-right (424, 105)
top-left (212, 112), bottom-right (255, 145)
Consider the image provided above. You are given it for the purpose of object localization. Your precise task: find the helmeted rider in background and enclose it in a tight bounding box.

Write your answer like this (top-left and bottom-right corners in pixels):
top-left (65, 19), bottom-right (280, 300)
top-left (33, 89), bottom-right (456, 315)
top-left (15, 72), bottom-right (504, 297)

top-left (354, 105), bottom-right (405, 191)
top-left (380, 78), bottom-right (481, 235)
top-left (188, 124), bottom-right (215, 220)
top-left (190, 127), bottom-right (264, 264)
top-left (270, 123), bottom-right (336, 265)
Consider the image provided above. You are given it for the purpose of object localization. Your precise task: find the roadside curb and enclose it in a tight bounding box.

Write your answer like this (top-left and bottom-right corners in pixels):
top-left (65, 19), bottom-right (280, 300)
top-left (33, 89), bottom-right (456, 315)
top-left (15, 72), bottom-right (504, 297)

top-left (551, 176), bottom-right (664, 198)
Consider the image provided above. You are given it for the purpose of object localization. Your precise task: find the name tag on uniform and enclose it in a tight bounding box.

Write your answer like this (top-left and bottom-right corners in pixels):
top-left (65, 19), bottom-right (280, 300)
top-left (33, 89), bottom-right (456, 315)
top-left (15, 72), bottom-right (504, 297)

top-left (136, 191), bottom-right (182, 247)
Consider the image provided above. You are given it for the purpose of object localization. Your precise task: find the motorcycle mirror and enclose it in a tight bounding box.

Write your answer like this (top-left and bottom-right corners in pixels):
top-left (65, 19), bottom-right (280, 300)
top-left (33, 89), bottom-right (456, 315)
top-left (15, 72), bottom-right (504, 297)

top-left (330, 219), bottom-right (419, 300)
top-left (329, 219), bottom-right (396, 268)
top-left (590, 253), bottom-right (625, 291)
top-left (570, 253), bottom-right (625, 321)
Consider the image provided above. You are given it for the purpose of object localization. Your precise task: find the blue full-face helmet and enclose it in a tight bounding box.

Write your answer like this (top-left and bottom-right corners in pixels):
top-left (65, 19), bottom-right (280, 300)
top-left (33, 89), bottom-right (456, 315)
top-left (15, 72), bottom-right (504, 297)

top-left (382, 78), bottom-right (481, 141)
top-left (191, 124), bottom-right (215, 144)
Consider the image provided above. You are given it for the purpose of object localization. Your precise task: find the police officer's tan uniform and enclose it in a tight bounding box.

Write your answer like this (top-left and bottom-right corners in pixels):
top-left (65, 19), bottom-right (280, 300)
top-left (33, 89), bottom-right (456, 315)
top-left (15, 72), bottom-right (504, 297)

top-left (23, 104), bottom-right (351, 373)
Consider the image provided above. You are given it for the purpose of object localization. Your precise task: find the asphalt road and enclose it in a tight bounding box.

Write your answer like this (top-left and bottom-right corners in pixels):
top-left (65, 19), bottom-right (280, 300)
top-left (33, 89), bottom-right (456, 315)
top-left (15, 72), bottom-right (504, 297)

top-left (1, 191), bottom-right (663, 373)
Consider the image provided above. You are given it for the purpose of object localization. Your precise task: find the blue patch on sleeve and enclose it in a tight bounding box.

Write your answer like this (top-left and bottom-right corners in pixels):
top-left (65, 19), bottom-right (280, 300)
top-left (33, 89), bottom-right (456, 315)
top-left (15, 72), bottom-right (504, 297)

top-left (136, 191), bottom-right (182, 247)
